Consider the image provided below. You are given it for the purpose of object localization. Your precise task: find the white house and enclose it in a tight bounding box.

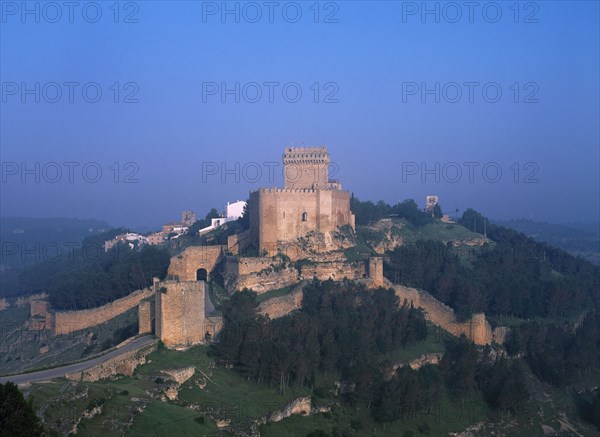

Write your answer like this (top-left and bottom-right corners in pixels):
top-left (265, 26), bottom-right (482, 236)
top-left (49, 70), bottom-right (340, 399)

top-left (104, 233), bottom-right (148, 251)
top-left (199, 200), bottom-right (247, 236)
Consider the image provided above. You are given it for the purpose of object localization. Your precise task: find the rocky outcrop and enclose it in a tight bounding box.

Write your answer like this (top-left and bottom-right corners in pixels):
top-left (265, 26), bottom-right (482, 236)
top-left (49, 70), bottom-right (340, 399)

top-left (227, 257), bottom-right (366, 294)
top-left (368, 219), bottom-right (405, 254)
top-left (408, 352), bottom-right (443, 369)
top-left (66, 340), bottom-right (158, 382)
top-left (255, 396), bottom-right (331, 426)
top-left (162, 366), bottom-right (195, 385)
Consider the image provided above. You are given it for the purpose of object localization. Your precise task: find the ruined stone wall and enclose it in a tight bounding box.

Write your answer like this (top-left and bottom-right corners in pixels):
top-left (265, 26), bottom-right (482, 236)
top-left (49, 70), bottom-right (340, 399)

top-left (227, 260), bottom-right (366, 294)
top-left (66, 340), bottom-right (158, 382)
top-left (225, 256), bottom-right (274, 277)
top-left (167, 245), bottom-right (225, 281)
top-left (0, 298), bottom-right (9, 311)
top-left (393, 283), bottom-right (499, 345)
top-left (258, 283), bottom-right (305, 319)
top-left (51, 288), bottom-right (154, 335)
top-left (155, 281), bottom-right (206, 349)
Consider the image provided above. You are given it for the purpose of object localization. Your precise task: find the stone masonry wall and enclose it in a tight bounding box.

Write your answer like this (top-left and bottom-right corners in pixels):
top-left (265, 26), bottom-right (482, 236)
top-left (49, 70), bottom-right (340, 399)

top-left (51, 287), bottom-right (154, 335)
top-left (138, 300), bottom-right (154, 335)
top-left (167, 245), bottom-right (225, 281)
top-left (258, 283), bottom-right (305, 319)
top-left (155, 281), bottom-right (206, 349)
top-left (250, 188), bottom-right (354, 256)
top-left (257, 279), bottom-right (505, 346)
top-left (393, 283), bottom-right (499, 345)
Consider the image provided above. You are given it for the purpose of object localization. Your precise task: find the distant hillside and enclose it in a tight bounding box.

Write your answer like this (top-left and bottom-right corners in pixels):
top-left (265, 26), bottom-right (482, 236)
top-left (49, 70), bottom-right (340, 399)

top-left (495, 219), bottom-right (600, 265)
top-left (0, 217), bottom-right (110, 269)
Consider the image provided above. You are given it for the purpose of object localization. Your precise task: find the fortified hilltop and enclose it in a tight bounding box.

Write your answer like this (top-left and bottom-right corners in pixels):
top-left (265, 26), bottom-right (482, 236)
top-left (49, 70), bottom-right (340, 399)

top-left (17, 146), bottom-right (503, 352)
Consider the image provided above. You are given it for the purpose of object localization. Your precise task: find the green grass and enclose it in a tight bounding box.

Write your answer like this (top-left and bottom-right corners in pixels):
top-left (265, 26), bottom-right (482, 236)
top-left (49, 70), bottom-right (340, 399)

top-left (141, 345), bottom-right (311, 424)
top-left (401, 221), bottom-right (484, 243)
top-left (260, 391), bottom-right (490, 437)
top-left (383, 323), bottom-right (449, 364)
top-left (25, 344), bottom-right (313, 435)
top-left (256, 285), bottom-right (295, 303)
top-left (128, 401), bottom-right (218, 437)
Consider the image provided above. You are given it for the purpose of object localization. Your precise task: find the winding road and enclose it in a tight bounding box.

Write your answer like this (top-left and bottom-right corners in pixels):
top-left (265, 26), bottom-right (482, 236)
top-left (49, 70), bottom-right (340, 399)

top-left (0, 335), bottom-right (155, 386)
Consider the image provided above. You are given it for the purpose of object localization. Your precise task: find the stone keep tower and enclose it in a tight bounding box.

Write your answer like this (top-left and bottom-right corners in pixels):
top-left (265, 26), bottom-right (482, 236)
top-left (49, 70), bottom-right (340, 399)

top-left (249, 146), bottom-right (355, 257)
top-left (283, 146), bottom-right (330, 189)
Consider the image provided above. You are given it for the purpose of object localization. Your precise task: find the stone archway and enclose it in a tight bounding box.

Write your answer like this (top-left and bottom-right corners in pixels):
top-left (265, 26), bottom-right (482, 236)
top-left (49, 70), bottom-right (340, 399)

top-left (196, 268), bottom-right (208, 282)
top-left (167, 246), bottom-right (224, 281)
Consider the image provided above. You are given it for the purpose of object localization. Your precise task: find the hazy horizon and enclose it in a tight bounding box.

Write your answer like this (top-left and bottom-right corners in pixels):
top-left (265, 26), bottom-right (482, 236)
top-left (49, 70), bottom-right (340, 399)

top-left (2, 1), bottom-right (599, 227)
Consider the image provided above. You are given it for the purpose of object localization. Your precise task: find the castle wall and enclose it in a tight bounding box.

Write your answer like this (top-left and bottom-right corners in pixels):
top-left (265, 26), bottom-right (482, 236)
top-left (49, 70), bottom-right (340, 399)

top-left (51, 287), bottom-right (154, 336)
top-left (250, 188), bottom-right (353, 256)
top-left (155, 281), bottom-right (206, 349)
top-left (167, 245), bottom-right (225, 281)
top-left (225, 256), bottom-right (275, 277)
top-left (138, 300), bottom-right (154, 335)
top-left (393, 284), bottom-right (498, 345)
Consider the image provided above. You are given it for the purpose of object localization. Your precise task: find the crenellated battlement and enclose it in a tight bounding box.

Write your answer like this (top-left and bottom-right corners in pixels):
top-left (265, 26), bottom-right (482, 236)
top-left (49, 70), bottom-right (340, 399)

top-left (251, 186), bottom-right (347, 194)
top-left (283, 146), bottom-right (330, 165)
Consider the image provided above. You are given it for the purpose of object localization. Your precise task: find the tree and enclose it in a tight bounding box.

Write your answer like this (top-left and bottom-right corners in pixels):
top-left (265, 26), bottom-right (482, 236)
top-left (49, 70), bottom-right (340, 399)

top-left (237, 200), bottom-right (250, 230)
top-left (0, 382), bottom-right (45, 437)
top-left (433, 203), bottom-right (443, 219)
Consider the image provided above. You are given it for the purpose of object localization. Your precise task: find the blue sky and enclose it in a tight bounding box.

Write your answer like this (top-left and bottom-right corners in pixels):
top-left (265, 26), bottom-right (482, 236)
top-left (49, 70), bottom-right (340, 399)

top-left (1, 1), bottom-right (598, 229)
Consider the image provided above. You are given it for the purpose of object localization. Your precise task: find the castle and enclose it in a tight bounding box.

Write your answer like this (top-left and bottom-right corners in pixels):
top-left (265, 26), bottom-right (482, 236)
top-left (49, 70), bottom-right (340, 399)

top-left (249, 146), bottom-right (355, 256)
top-left (15, 146), bottom-right (505, 352)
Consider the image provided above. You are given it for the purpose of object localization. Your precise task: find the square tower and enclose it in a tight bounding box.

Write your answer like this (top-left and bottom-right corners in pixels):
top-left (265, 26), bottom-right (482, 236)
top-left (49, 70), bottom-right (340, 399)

top-left (283, 146), bottom-right (330, 189)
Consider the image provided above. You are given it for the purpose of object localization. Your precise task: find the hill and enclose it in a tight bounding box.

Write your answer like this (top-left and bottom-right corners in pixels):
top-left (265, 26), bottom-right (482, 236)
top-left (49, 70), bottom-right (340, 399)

top-left (495, 219), bottom-right (600, 265)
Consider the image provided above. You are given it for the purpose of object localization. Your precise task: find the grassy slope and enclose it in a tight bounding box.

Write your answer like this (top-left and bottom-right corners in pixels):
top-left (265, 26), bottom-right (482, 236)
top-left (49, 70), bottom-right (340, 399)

top-left (25, 344), bottom-right (312, 435)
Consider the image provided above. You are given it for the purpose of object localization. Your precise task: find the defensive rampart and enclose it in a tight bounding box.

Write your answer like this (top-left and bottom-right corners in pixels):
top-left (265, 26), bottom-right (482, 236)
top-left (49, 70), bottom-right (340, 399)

top-left (392, 283), bottom-right (503, 345)
top-left (50, 287), bottom-right (155, 335)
